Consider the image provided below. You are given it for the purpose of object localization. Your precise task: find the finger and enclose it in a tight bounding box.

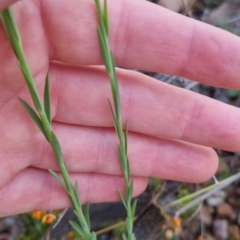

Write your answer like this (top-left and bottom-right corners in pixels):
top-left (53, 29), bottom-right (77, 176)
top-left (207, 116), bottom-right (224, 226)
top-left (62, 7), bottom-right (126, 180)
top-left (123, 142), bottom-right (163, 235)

top-left (0, 0), bottom-right (19, 10)
top-left (46, 64), bottom-right (240, 152)
top-left (0, 114), bottom-right (218, 188)
top-left (0, 168), bottom-right (147, 217)
top-left (37, 0), bottom-right (240, 88)
top-left (30, 123), bottom-right (217, 183)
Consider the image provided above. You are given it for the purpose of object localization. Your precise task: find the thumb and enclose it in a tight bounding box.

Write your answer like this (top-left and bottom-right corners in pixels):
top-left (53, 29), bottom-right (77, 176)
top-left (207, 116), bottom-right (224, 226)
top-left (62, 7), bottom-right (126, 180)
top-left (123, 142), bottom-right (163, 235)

top-left (0, 0), bottom-right (19, 11)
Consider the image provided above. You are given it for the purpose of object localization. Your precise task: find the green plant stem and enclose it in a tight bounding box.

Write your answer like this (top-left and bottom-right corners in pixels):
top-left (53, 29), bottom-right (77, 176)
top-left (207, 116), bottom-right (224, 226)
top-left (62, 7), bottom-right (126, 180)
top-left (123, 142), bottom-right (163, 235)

top-left (0, 8), bottom-right (95, 240)
top-left (94, 1), bottom-right (136, 240)
top-left (165, 172), bottom-right (240, 209)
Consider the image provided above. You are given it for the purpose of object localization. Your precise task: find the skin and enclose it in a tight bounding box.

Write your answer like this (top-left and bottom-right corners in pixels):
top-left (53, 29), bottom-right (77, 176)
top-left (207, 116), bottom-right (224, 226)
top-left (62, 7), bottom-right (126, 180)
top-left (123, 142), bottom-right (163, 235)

top-left (0, 0), bottom-right (240, 217)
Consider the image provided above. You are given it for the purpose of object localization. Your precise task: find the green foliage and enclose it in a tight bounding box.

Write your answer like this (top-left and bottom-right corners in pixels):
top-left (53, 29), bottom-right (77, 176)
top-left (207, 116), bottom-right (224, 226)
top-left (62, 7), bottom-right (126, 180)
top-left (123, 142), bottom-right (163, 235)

top-left (1, 7), bottom-right (94, 240)
top-left (44, 74), bottom-right (51, 124)
top-left (15, 213), bottom-right (48, 240)
top-left (95, 0), bottom-right (136, 239)
top-left (149, 177), bottom-right (162, 192)
top-left (226, 89), bottom-right (240, 99)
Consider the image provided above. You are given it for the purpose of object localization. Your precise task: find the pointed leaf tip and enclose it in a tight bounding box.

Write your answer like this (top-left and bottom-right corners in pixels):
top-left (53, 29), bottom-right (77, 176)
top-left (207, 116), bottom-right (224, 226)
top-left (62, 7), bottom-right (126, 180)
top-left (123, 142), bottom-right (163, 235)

top-left (18, 98), bottom-right (48, 140)
top-left (44, 73), bottom-right (51, 124)
top-left (103, 0), bottom-right (109, 37)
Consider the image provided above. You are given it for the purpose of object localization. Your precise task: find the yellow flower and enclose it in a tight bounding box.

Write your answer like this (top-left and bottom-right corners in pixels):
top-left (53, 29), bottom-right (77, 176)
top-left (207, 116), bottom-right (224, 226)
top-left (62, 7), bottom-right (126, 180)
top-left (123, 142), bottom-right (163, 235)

top-left (31, 211), bottom-right (43, 220)
top-left (41, 213), bottom-right (57, 224)
top-left (173, 217), bottom-right (182, 228)
top-left (67, 231), bottom-right (74, 238)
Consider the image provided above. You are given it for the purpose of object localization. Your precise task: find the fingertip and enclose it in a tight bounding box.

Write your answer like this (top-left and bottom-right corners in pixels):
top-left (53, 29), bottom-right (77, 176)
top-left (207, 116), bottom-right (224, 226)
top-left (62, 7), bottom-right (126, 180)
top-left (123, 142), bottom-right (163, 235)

top-left (191, 147), bottom-right (219, 183)
top-left (132, 177), bottom-right (148, 197)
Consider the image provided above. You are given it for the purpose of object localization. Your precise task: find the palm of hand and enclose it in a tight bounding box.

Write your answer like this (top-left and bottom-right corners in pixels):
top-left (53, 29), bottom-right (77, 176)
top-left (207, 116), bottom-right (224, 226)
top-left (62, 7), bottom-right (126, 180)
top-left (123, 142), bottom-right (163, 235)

top-left (1, 0), bottom-right (240, 217)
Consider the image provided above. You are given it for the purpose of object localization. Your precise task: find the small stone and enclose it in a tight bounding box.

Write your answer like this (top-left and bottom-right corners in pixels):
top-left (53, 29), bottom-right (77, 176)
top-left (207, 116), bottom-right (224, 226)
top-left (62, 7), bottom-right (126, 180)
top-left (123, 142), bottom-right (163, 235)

top-left (200, 206), bottom-right (212, 226)
top-left (229, 225), bottom-right (240, 240)
top-left (205, 233), bottom-right (215, 240)
top-left (213, 219), bottom-right (228, 240)
top-left (207, 191), bottom-right (226, 207)
top-left (165, 229), bottom-right (174, 239)
top-left (217, 203), bottom-right (236, 220)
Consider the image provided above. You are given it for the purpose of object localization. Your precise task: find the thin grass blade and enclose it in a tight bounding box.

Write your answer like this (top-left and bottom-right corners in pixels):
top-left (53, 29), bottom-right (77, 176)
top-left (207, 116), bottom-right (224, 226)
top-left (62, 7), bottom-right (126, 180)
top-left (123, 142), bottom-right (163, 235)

top-left (1, 10), bottom-right (43, 113)
top-left (94, 0), bottom-right (103, 22)
top-left (0, 9), bottom-right (20, 54)
top-left (118, 190), bottom-right (127, 209)
top-left (107, 99), bottom-right (119, 135)
top-left (74, 180), bottom-right (82, 206)
top-left (91, 232), bottom-right (97, 240)
top-left (124, 124), bottom-right (129, 154)
top-left (97, 27), bottom-right (111, 73)
top-left (44, 73), bottom-right (51, 124)
top-left (18, 98), bottom-right (48, 140)
top-left (126, 157), bottom-right (130, 181)
top-left (69, 220), bottom-right (85, 238)
top-left (123, 233), bottom-right (128, 240)
top-left (110, 52), bottom-right (117, 80)
top-left (51, 132), bottom-right (64, 165)
top-left (128, 179), bottom-right (134, 200)
top-left (107, 99), bottom-right (116, 122)
top-left (48, 169), bottom-right (69, 193)
top-left (18, 65), bottom-right (43, 113)
top-left (168, 172), bottom-right (240, 208)
top-left (103, 0), bottom-right (109, 37)
top-left (118, 145), bottom-right (127, 171)
top-left (84, 204), bottom-right (91, 229)
top-left (109, 53), bottom-right (121, 118)
top-left (94, 0), bottom-right (107, 37)
top-left (131, 200), bottom-right (137, 218)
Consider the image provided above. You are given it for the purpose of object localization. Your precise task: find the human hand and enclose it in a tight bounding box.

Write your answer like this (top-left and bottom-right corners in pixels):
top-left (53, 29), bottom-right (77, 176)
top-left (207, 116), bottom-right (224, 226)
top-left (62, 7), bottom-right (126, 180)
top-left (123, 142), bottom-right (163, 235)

top-left (0, 0), bottom-right (19, 11)
top-left (1, 0), bottom-right (239, 217)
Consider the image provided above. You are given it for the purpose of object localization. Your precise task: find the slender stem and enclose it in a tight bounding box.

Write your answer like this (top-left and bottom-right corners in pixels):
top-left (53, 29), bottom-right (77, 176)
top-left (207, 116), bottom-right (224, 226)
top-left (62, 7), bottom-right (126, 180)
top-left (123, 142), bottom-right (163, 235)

top-left (0, 8), bottom-right (94, 240)
top-left (94, 1), bottom-right (136, 239)
top-left (166, 172), bottom-right (240, 209)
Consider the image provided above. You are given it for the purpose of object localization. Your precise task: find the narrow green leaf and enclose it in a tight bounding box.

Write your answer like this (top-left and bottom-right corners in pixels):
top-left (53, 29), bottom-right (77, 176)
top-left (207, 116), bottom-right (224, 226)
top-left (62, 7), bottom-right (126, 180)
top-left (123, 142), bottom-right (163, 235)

top-left (103, 0), bottom-right (109, 37)
top-left (126, 156), bottom-right (130, 180)
top-left (0, 9), bottom-right (20, 54)
top-left (94, 0), bottom-right (103, 22)
top-left (44, 74), bottom-right (51, 124)
top-left (19, 64), bottom-right (43, 113)
top-left (18, 98), bottom-right (48, 140)
top-left (74, 180), bottom-right (81, 206)
top-left (124, 124), bottom-right (129, 154)
top-left (107, 99), bottom-right (119, 136)
top-left (128, 179), bottom-right (134, 199)
top-left (109, 52), bottom-right (121, 118)
top-left (1, 10), bottom-right (43, 113)
top-left (107, 99), bottom-right (116, 122)
top-left (48, 169), bottom-right (69, 193)
top-left (69, 220), bottom-right (85, 238)
top-left (97, 27), bottom-right (111, 73)
top-left (131, 199), bottom-right (137, 218)
top-left (51, 132), bottom-right (64, 165)
top-left (122, 233), bottom-right (127, 240)
top-left (110, 52), bottom-right (117, 81)
top-left (118, 189), bottom-right (127, 209)
top-left (84, 204), bottom-right (91, 229)
top-left (118, 145), bottom-right (127, 171)
top-left (126, 218), bottom-right (131, 232)
top-left (94, 0), bottom-right (107, 37)
top-left (91, 232), bottom-right (97, 240)
top-left (73, 209), bottom-right (81, 219)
